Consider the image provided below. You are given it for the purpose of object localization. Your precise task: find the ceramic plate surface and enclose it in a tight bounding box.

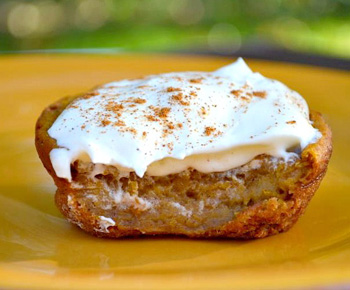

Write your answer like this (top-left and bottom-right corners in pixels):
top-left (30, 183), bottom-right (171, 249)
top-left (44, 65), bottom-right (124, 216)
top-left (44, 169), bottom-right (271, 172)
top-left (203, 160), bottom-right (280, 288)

top-left (0, 54), bottom-right (349, 289)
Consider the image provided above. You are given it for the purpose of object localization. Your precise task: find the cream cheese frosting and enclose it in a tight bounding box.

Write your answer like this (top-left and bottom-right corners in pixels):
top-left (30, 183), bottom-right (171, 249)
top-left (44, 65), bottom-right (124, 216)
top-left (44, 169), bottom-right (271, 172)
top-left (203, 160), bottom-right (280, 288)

top-left (48, 58), bottom-right (321, 181)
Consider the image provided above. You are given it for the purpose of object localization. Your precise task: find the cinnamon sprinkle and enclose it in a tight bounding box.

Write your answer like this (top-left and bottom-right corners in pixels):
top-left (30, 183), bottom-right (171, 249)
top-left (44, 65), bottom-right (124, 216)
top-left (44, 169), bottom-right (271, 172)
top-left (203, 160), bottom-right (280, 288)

top-left (105, 102), bottom-right (124, 112)
top-left (114, 120), bottom-right (126, 126)
top-left (146, 115), bottom-right (158, 122)
top-left (167, 123), bottom-right (175, 130)
top-left (189, 78), bottom-right (203, 84)
top-left (123, 127), bottom-right (137, 135)
top-left (82, 92), bottom-right (98, 99)
top-left (171, 92), bottom-right (190, 106)
top-left (158, 107), bottom-right (171, 118)
top-left (199, 106), bottom-right (207, 116)
top-left (204, 126), bottom-right (216, 136)
top-left (117, 127), bottom-right (137, 135)
top-left (101, 119), bottom-right (111, 126)
top-left (133, 98), bottom-right (147, 104)
top-left (230, 90), bottom-right (241, 97)
top-left (167, 87), bottom-right (181, 92)
top-left (253, 91), bottom-right (267, 98)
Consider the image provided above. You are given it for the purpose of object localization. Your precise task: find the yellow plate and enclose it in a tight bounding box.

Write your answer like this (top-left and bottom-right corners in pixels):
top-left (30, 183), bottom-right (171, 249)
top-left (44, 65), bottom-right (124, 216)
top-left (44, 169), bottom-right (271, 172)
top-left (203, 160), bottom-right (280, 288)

top-left (0, 54), bottom-right (349, 289)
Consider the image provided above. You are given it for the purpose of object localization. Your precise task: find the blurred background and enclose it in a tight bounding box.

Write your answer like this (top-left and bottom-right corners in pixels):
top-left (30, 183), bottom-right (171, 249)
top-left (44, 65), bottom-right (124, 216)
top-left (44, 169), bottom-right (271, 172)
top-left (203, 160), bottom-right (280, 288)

top-left (1, 0), bottom-right (350, 66)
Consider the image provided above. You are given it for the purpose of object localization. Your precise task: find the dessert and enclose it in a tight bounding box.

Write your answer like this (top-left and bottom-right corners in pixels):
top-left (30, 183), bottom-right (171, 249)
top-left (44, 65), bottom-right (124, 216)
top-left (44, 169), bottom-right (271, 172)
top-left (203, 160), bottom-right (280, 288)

top-left (35, 58), bottom-right (332, 238)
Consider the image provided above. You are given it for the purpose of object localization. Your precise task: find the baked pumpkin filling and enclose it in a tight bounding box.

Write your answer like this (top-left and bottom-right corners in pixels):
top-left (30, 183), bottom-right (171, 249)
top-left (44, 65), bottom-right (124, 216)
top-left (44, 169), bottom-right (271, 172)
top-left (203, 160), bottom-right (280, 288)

top-left (63, 152), bottom-right (312, 234)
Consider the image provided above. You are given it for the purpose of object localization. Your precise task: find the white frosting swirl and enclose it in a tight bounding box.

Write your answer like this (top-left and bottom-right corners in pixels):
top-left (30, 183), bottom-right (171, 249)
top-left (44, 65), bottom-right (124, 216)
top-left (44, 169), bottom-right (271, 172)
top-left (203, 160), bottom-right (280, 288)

top-left (48, 58), bottom-right (321, 181)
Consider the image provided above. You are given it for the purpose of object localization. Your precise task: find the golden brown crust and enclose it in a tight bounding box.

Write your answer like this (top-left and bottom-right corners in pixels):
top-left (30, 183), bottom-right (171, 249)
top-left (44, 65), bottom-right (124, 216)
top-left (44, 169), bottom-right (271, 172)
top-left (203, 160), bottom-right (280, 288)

top-left (211, 111), bottom-right (332, 239)
top-left (35, 97), bottom-right (332, 239)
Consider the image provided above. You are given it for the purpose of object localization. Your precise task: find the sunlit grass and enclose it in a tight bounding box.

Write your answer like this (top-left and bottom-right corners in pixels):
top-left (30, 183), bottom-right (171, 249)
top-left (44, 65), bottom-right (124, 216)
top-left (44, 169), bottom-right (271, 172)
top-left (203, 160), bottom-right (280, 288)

top-left (0, 0), bottom-right (349, 59)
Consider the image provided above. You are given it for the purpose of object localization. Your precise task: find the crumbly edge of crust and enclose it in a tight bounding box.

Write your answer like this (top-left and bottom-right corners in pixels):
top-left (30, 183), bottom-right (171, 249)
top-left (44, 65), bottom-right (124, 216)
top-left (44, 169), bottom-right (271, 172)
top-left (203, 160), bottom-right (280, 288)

top-left (35, 96), bottom-right (332, 239)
